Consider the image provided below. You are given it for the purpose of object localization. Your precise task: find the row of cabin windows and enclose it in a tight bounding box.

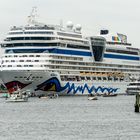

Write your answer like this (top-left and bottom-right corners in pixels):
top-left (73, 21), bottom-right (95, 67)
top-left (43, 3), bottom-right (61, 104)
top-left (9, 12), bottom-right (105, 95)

top-left (49, 66), bottom-right (140, 73)
top-left (2, 43), bottom-right (58, 47)
top-left (92, 63), bottom-right (140, 69)
top-left (57, 32), bottom-right (82, 38)
top-left (5, 60), bottom-right (39, 62)
top-left (4, 55), bottom-right (83, 62)
top-left (51, 55), bottom-right (83, 61)
top-left (3, 62), bottom-right (139, 74)
top-left (67, 44), bottom-right (90, 50)
top-left (3, 59), bottom-right (82, 63)
top-left (59, 37), bottom-right (88, 44)
top-left (107, 41), bottom-right (131, 46)
top-left (8, 31), bottom-right (54, 35)
top-left (5, 55), bottom-right (41, 57)
top-left (51, 61), bottom-right (134, 68)
top-left (5, 37), bottom-right (55, 41)
top-left (2, 65), bottom-right (49, 67)
top-left (4, 44), bottom-right (89, 51)
top-left (106, 48), bottom-right (138, 55)
top-left (11, 26), bottom-right (54, 31)
top-left (61, 76), bottom-right (125, 82)
top-left (50, 61), bottom-right (85, 65)
top-left (4, 65), bottom-right (34, 67)
top-left (14, 76), bottom-right (43, 79)
top-left (129, 83), bottom-right (140, 86)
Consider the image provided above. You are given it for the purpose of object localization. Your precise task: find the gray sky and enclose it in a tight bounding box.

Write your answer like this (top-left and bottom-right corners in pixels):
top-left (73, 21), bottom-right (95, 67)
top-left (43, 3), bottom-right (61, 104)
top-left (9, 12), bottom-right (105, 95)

top-left (0, 0), bottom-right (139, 47)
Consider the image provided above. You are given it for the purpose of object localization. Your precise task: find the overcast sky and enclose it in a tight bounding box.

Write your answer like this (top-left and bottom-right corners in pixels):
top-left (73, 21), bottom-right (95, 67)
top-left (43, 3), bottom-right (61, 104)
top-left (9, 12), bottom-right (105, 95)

top-left (0, 0), bottom-right (139, 47)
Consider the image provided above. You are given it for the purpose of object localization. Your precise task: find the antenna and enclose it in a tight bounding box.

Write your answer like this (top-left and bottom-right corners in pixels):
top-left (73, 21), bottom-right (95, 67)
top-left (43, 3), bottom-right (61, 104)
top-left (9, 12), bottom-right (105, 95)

top-left (60, 19), bottom-right (63, 27)
top-left (28, 7), bottom-right (38, 25)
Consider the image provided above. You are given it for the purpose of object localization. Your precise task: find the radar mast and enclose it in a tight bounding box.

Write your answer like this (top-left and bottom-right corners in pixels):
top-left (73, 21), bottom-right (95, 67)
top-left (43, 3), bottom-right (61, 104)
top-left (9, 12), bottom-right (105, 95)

top-left (27, 7), bottom-right (38, 25)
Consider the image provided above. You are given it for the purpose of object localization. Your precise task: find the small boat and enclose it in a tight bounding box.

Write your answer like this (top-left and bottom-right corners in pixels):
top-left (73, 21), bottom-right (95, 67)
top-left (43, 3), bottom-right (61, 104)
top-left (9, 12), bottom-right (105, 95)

top-left (39, 92), bottom-right (59, 99)
top-left (6, 90), bottom-right (28, 102)
top-left (88, 96), bottom-right (98, 100)
top-left (0, 93), bottom-right (9, 98)
top-left (40, 96), bottom-right (49, 99)
top-left (102, 94), bottom-right (117, 97)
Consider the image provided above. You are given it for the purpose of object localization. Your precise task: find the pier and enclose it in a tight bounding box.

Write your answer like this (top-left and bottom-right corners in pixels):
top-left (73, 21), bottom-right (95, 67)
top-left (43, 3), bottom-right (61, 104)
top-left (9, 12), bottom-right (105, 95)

top-left (135, 93), bottom-right (140, 112)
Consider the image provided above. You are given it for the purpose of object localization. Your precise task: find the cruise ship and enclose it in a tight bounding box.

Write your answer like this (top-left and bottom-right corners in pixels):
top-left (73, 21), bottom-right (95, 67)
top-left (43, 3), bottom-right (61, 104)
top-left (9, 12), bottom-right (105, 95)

top-left (0, 9), bottom-right (140, 95)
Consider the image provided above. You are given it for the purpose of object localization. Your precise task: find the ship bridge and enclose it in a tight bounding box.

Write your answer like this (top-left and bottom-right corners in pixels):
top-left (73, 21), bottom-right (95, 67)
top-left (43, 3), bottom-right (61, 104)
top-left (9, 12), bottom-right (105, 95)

top-left (90, 36), bottom-right (106, 62)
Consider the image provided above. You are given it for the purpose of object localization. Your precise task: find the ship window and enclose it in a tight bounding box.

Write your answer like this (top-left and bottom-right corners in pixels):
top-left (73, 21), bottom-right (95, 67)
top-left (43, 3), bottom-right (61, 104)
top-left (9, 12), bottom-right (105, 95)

top-left (114, 77), bottom-right (118, 81)
top-left (26, 60), bottom-right (31, 62)
top-left (120, 78), bottom-right (124, 81)
top-left (29, 55), bottom-right (34, 57)
top-left (19, 60), bottom-right (24, 62)
top-left (108, 77), bottom-right (112, 81)
top-left (81, 77), bottom-right (85, 80)
top-left (97, 77), bottom-right (102, 80)
top-left (8, 65), bottom-right (12, 67)
top-left (103, 77), bottom-right (107, 80)
top-left (86, 77), bottom-right (91, 80)
top-left (22, 55), bottom-right (27, 57)
top-left (34, 60), bottom-right (39, 62)
top-left (92, 77), bottom-right (96, 80)
top-left (11, 60), bottom-right (15, 62)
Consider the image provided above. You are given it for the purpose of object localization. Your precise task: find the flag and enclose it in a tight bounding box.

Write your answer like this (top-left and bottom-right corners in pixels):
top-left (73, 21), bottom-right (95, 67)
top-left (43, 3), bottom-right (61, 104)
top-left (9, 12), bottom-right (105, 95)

top-left (112, 36), bottom-right (120, 41)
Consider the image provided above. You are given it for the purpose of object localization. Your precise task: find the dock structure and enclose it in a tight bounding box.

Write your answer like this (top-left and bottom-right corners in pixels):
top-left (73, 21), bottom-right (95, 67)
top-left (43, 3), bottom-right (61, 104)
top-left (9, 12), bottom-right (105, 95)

top-left (135, 93), bottom-right (140, 112)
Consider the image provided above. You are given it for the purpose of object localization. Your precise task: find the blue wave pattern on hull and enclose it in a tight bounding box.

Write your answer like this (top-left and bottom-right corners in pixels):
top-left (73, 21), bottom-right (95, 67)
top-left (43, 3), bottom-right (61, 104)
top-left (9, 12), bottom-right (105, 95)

top-left (35, 78), bottom-right (119, 94)
top-left (65, 83), bottom-right (119, 94)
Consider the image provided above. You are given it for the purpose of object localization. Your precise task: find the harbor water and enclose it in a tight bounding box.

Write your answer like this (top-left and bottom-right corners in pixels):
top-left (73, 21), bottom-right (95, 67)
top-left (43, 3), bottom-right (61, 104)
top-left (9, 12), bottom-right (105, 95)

top-left (0, 95), bottom-right (140, 140)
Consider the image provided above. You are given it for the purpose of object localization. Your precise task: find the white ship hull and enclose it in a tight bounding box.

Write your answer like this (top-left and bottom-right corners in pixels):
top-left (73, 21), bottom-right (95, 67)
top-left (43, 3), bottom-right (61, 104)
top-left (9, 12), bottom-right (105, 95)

top-left (0, 70), bottom-right (128, 95)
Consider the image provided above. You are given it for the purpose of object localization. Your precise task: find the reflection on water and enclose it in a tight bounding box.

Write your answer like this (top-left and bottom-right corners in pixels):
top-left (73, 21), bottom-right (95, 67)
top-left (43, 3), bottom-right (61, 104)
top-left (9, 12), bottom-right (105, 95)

top-left (0, 95), bottom-right (140, 140)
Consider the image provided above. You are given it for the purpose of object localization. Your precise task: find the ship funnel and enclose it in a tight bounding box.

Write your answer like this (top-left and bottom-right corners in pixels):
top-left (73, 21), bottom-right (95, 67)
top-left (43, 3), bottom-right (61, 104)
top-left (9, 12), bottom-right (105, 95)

top-left (100, 29), bottom-right (109, 35)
